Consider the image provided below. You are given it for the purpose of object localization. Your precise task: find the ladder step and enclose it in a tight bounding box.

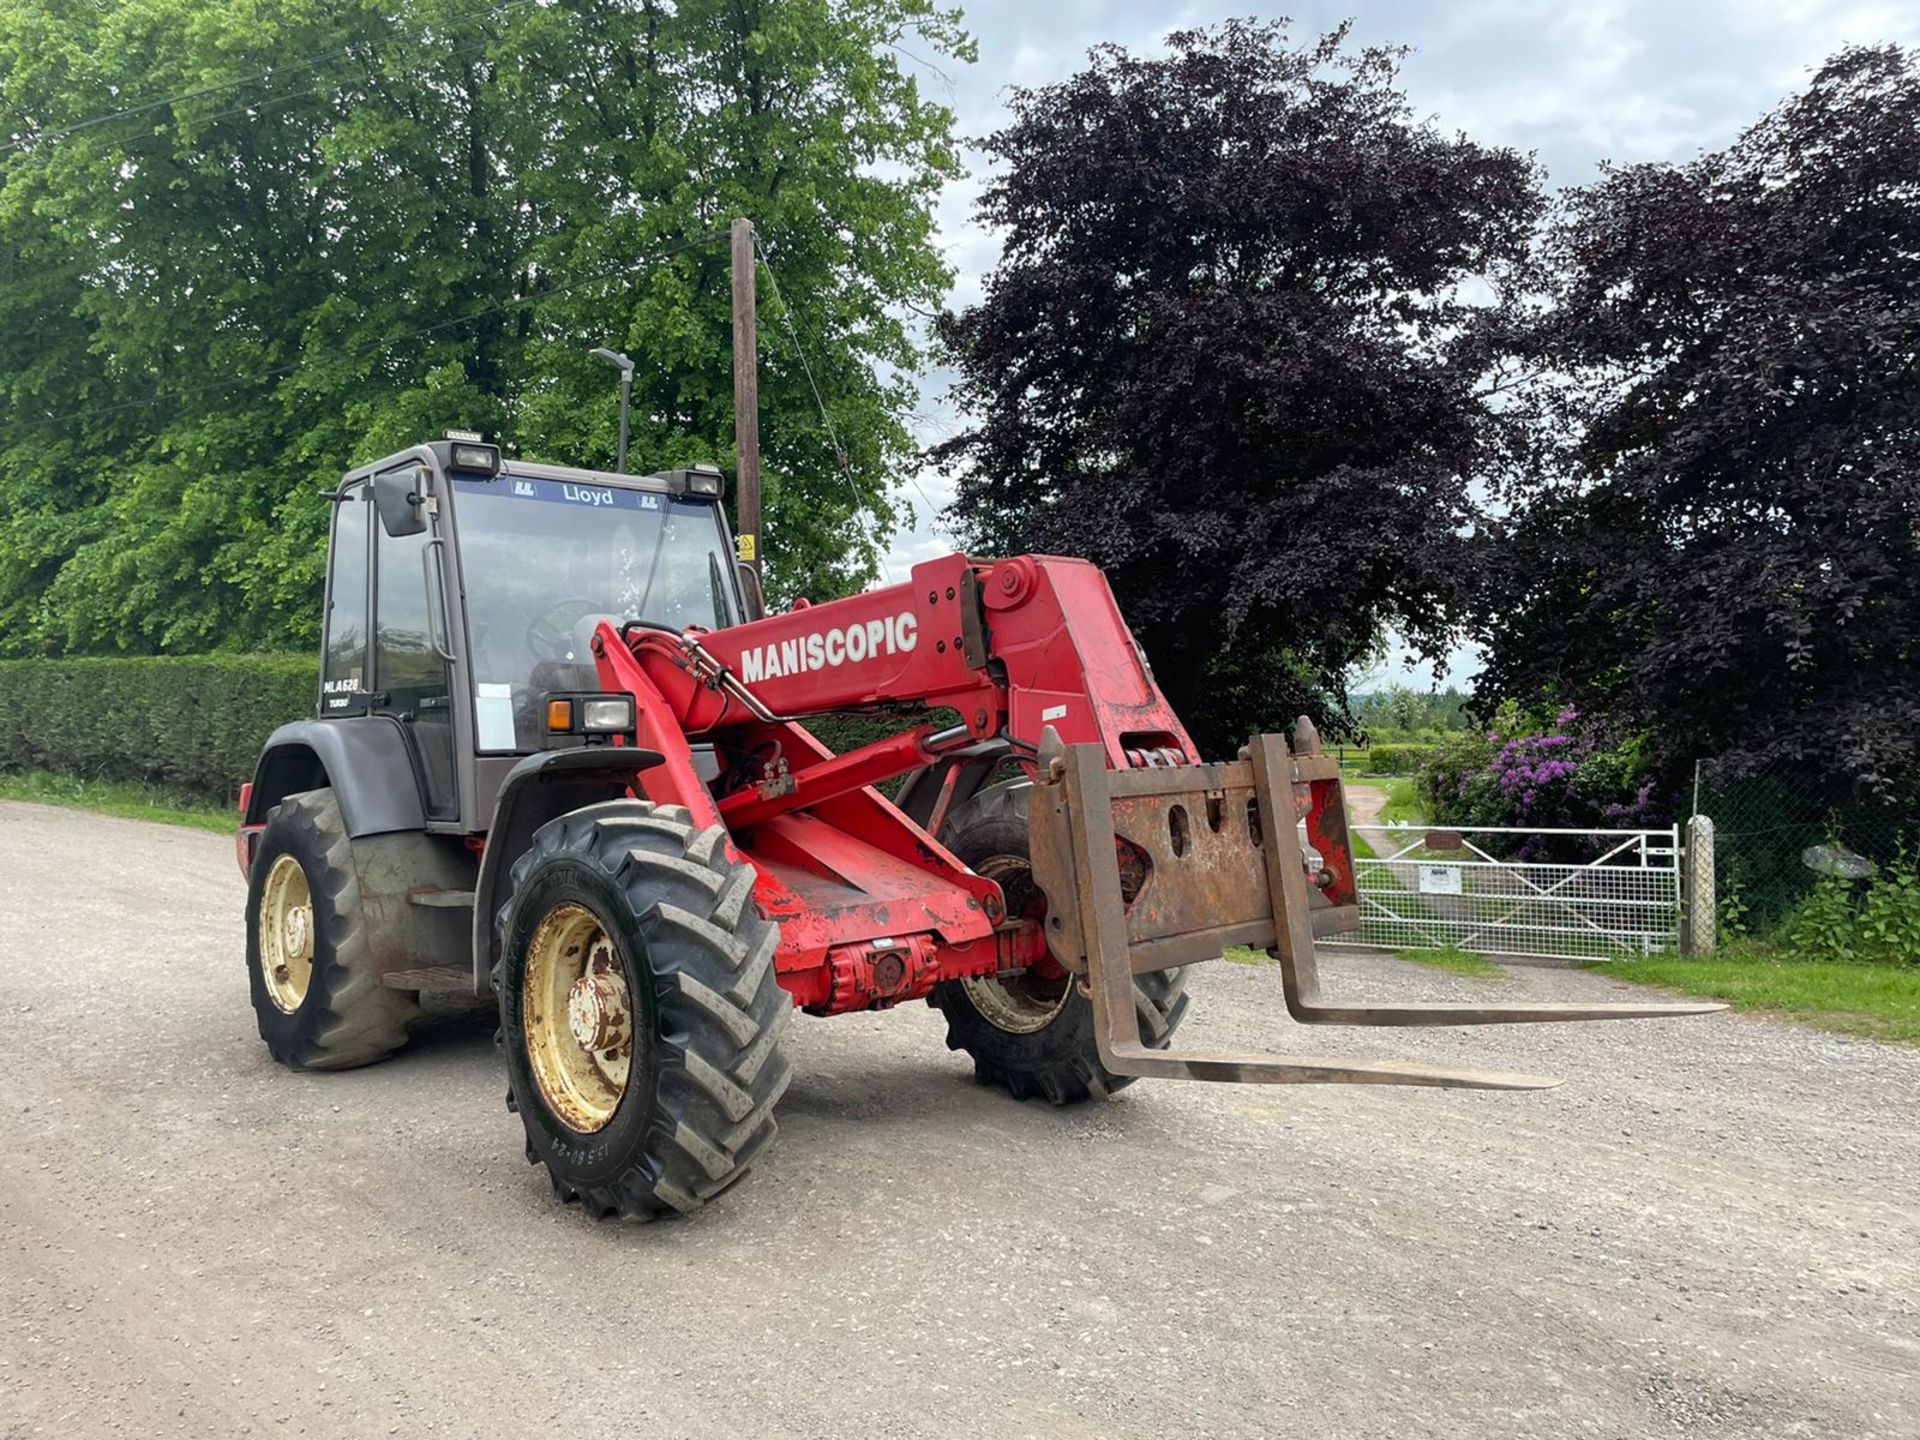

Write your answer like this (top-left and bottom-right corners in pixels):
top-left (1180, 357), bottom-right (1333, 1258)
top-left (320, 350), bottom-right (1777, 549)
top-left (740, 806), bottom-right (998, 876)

top-left (382, 965), bottom-right (472, 993)
top-left (407, 889), bottom-right (476, 908)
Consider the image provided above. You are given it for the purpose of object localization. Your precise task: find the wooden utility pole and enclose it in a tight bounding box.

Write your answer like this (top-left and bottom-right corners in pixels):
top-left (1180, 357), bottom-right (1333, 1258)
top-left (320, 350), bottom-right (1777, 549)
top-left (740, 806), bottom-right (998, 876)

top-left (730, 217), bottom-right (764, 614)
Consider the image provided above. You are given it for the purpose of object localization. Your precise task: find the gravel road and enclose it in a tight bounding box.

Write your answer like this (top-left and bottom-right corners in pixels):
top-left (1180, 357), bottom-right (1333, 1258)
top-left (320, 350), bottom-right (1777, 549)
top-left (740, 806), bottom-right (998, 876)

top-left (3, 799), bottom-right (1918, 1439)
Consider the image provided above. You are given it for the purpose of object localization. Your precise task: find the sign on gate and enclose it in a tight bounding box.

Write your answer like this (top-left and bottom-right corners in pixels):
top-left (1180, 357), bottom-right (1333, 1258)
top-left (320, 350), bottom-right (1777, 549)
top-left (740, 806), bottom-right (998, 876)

top-left (1346, 825), bottom-right (1683, 962)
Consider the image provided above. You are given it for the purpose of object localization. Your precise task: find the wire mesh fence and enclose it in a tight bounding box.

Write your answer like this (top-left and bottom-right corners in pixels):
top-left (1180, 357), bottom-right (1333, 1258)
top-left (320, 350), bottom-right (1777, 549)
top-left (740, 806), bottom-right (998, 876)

top-left (1347, 824), bottom-right (1682, 961)
top-left (1697, 762), bottom-right (1914, 938)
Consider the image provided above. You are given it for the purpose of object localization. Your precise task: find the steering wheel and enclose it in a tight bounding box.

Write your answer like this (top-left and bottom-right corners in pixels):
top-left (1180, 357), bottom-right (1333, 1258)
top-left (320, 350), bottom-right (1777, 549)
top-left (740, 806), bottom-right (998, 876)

top-left (526, 597), bottom-right (599, 662)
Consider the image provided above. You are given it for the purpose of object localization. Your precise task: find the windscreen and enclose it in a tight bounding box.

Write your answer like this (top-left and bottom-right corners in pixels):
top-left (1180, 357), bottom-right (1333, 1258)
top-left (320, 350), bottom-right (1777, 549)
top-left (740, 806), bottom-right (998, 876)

top-left (453, 475), bottom-right (738, 752)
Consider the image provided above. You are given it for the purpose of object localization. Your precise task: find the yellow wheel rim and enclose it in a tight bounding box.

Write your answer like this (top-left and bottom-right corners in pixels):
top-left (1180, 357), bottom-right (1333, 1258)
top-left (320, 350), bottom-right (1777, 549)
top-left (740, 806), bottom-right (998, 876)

top-left (258, 853), bottom-right (315, 1014)
top-left (960, 853), bottom-right (1072, 1035)
top-left (523, 903), bottom-right (635, 1133)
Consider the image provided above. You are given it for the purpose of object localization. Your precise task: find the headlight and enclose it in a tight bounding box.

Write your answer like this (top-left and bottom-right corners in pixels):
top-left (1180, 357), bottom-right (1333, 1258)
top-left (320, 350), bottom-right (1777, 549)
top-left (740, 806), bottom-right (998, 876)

top-left (545, 694), bottom-right (636, 737)
top-left (581, 697), bottom-right (635, 733)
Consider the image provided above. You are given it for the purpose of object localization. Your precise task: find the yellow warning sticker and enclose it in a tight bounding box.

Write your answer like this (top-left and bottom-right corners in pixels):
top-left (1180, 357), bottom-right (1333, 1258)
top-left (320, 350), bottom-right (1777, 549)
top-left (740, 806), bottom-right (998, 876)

top-left (736, 534), bottom-right (757, 563)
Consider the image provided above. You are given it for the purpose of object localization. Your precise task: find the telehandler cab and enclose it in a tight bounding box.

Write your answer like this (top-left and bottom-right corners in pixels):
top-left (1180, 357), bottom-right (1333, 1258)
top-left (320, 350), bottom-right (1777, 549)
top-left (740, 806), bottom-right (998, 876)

top-left (239, 432), bottom-right (1716, 1221)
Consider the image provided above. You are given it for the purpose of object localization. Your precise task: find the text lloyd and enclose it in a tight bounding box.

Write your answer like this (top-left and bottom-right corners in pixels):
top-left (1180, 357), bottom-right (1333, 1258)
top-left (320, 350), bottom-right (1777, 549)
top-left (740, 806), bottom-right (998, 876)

top-left (561, 484), bottom-right (615, 506)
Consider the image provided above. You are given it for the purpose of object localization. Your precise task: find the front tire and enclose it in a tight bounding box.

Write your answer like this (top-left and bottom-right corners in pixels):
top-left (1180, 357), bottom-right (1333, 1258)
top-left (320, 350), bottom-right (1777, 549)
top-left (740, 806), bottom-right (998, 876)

top-left (494, 801), bottom-right (791, 1221)
top-left (930, 782), bottom-right (1190, 1104)
top-left (245, 788), bottom-right (419, 1070)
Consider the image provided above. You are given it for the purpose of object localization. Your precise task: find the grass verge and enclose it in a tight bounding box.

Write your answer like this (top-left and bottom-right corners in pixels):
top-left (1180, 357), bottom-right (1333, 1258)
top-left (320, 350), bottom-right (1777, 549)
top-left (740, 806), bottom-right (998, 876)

top-left (1395, 945), bottom-right (1502, 978)
top-left (1376, 776), bottom-right (1423, 826)
top-left (0, 769), bottom-right (232, 833)
top-left (1596, 943), bottom-right (1920, 1046)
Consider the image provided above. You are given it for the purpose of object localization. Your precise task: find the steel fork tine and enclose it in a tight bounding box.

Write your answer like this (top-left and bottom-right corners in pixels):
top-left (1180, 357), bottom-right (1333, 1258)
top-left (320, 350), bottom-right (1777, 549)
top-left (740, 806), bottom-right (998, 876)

top-left (1041, 732), bottom-right (1723, 1092)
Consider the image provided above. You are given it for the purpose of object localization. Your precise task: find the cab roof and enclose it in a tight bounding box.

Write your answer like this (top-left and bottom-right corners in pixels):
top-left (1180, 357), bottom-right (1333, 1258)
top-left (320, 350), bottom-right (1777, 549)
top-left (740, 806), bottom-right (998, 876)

top-left (343, 441), bottom-right (723, 499)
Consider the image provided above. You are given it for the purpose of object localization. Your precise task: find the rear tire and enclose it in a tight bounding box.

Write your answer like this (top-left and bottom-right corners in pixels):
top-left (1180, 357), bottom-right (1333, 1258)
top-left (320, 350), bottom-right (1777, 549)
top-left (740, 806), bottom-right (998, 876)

top-left (929, 782), bottom-right (1190, 1104)
top-left (245, 788), bottom-right (419, 1070)
top-left (494, 801), bottom-right (791, 1221)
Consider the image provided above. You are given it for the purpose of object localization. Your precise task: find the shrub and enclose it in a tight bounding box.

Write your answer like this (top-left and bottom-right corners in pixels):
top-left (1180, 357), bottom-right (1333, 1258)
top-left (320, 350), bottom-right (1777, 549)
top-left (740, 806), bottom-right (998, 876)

top-left (1782, 873), bottom-right (1862, 963)
top-left (1858, 854), bottom-right (1920, 965)
top-left (0, 656), bottom-right (953, 807)
top-left (0, 655), bottom-right (317, 803)
top-left (1360, 743), bottom-right (1435, 776)
top-left (1418, 731), bottom-right (1504, 826)
top-left (1415, 703), bottom-right (1668, 856)
top-left (1755, 845), bottom-right (1920, 965)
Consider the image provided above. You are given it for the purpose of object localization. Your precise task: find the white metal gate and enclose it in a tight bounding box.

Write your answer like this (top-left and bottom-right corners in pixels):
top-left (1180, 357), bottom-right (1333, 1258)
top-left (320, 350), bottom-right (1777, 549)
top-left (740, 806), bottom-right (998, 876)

top-left (1347, 825), bottom-right (1682, 961)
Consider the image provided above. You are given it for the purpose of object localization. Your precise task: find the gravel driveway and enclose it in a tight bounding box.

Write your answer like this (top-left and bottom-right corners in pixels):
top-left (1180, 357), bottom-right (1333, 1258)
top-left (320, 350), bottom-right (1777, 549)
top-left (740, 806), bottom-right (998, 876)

top-left (2, 800), bottom-right (1916, 1438)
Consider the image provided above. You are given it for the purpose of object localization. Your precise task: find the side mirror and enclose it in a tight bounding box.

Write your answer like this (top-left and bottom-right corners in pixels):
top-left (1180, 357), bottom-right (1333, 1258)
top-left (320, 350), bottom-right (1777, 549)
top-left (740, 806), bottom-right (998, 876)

top-left (373, 469), bottom-right (428, 538)
top-left (735, 560), bottom-right (767, 621)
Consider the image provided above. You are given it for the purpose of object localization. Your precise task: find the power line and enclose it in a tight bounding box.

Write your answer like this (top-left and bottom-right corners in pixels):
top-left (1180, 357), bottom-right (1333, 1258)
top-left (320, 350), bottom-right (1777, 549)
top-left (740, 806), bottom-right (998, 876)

top-left (752, 234), bottom-right (898, 583)
top-left (894, 407), bottom-right (957, 528)
top-left (40, 231), bottom-right (727, 427)
top-left (901, 472), bottom-right (947, 533)
top-left (753, 240), bottom-right (855, 475)
top-left (748, 235), bottom-right (936, 576)
top-left (2, 0), bottom-right (541, 154)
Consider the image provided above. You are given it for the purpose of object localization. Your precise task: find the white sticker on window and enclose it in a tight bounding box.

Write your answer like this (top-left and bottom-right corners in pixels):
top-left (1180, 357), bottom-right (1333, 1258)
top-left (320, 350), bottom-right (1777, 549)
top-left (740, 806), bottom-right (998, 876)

top-left (476, 682), bottom-right (517, 752)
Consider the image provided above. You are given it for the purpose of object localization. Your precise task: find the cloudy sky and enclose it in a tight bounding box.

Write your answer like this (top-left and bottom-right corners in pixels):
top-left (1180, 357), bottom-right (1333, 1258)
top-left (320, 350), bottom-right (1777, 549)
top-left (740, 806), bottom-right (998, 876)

top-left (875, 0), bottom-right (1920, 690)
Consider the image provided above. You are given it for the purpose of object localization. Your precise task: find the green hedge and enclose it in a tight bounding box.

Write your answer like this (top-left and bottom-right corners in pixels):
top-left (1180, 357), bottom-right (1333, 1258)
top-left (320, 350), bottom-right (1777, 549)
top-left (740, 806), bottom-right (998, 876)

top-left (0, 655), bottom-right (317, 802)
top-left (0, 654), bottom-right (953, 806)
top-left (1360, 743), bottom-right (1437, 775)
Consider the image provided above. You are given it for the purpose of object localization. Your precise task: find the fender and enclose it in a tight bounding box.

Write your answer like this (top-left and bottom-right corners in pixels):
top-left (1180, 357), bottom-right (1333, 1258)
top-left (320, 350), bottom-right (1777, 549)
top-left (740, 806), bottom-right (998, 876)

top-left (470, 746), bottom-right (666, 991)
top-left (244, 718), bottom-right (429, 837)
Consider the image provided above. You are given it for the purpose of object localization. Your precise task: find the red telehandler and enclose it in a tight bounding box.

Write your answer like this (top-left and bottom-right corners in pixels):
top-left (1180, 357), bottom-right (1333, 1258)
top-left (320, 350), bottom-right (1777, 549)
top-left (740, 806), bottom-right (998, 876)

top-left (237, 434), bottom-right (1714, 1221)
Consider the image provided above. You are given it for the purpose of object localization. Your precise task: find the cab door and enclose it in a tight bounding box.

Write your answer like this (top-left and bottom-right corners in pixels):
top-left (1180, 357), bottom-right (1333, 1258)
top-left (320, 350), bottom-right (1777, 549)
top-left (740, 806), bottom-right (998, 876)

top-left (321, 482), bottom-right (372, 714)
top-left (370, 462), bottom-right (460, 821)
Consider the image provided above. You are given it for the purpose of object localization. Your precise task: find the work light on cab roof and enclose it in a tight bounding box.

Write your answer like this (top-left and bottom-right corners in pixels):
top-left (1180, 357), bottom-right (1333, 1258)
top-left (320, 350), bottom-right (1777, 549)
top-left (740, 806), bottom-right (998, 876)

top-left (441, 429), bottom-right (501, 476)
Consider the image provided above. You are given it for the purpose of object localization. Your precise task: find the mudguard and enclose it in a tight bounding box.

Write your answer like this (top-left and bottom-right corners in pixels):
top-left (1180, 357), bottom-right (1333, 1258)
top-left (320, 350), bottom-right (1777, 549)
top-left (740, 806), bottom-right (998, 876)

top-left (245, 717), bottom-right (429, 838)
top-left (469, 746), bottom-right (666, 991)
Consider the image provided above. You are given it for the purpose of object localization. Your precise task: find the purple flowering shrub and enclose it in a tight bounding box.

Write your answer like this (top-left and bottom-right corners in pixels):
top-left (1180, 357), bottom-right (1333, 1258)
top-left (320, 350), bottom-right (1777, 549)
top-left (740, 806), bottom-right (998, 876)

top-left (1417, 703), bottom-right (1666, 857)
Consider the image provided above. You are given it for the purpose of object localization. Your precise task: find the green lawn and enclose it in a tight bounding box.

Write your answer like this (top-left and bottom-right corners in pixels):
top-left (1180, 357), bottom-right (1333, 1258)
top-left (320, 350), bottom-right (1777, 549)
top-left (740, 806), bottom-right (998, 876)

top-left (1599, 944), bottom-right (1920, 1046)
top-left (0, 769), bottom-right (233, 833)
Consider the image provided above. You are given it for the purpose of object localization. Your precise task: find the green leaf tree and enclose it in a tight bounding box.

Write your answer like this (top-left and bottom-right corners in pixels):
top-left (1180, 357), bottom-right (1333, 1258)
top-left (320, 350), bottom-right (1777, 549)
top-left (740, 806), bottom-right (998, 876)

top-left (0, 0), bottom-right (970, 654)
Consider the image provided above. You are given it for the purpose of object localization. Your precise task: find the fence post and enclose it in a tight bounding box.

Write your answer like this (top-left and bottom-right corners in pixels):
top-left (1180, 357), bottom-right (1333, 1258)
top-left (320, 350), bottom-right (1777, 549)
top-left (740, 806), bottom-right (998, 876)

top-left (1683, 814), bottom-right (1717, 955)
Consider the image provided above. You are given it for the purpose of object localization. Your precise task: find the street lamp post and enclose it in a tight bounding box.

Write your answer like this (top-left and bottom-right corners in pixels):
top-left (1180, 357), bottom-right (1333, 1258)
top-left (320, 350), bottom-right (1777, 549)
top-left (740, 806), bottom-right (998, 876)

top-left (589, 346), bottom-right (635, 473)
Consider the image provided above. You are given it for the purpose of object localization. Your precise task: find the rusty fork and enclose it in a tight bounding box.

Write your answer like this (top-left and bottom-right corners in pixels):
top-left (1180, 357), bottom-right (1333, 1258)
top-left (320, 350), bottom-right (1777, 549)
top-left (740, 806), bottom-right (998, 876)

top-left (1028, 730), bottom-right (1722, 1091)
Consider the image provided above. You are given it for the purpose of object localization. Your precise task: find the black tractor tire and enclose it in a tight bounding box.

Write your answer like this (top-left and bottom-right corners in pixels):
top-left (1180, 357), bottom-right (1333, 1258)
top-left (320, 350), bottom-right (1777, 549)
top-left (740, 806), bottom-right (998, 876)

top-left (245, 788), bottom-right (419, 1070)
top-left (929, 781), bottom-right (1190, 1105)
top-left (494, 800), bottom-right (792, 1221)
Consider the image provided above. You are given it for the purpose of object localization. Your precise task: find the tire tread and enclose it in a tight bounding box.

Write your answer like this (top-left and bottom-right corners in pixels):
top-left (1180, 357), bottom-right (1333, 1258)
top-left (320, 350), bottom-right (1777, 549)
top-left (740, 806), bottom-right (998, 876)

top-left (248, 789), bottom-right (418, 1071)
top-left (495, 802), bottom-right (790, 1222)
top-left (929, 782), bottom-right (1192, 1105)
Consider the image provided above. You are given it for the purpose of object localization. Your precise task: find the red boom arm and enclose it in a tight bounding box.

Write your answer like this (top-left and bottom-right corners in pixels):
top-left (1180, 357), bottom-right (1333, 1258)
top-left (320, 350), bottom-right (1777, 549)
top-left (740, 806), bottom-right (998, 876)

top-left (587, 554), bottom-right (1203, 1016)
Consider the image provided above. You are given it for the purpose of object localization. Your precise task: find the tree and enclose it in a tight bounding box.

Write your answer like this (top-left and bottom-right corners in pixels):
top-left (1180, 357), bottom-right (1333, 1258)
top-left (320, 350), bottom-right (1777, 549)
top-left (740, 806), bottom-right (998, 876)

top-left (933, 21), bottom-right (1540, 756)
top-left (0, 0), bottom-right (969, 655)
top-left (1476, 46), bottom-right (1920, 798)
top-left (1352, 684), bottom-right (1472, 738)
